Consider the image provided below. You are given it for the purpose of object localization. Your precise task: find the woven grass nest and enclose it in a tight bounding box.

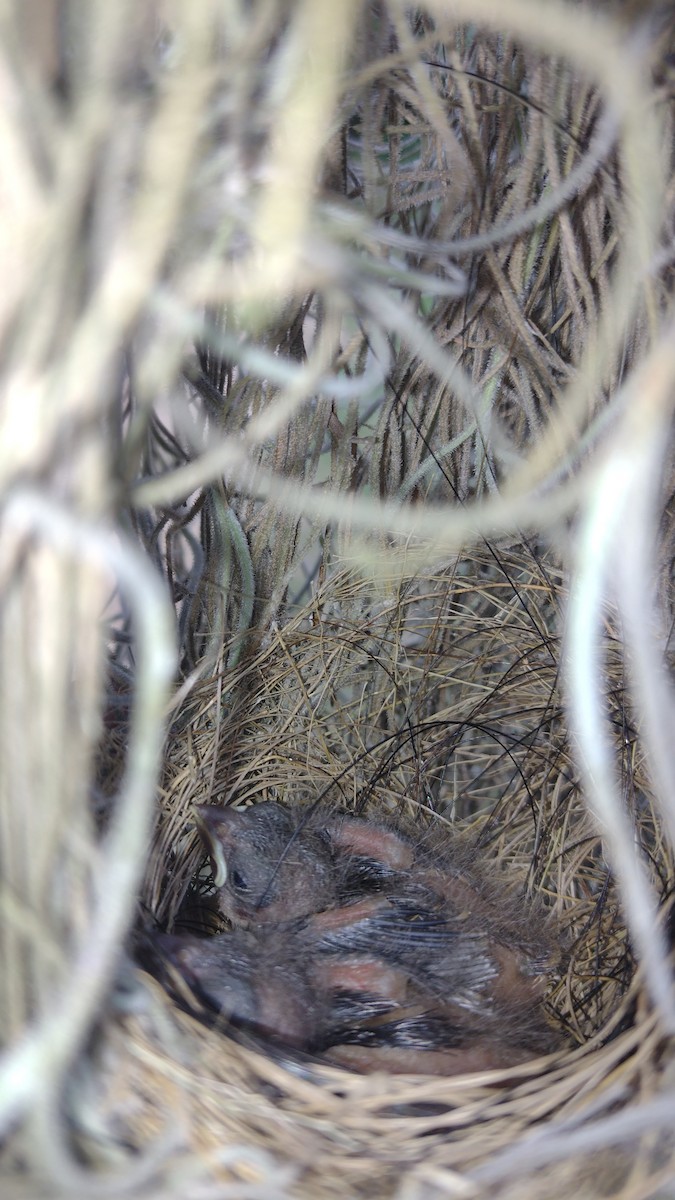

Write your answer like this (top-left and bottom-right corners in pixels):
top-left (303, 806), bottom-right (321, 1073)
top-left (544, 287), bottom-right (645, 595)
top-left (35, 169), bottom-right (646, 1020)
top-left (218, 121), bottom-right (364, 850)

top-left (101, 549), bottom-right (672, 1200)
top-left (92, 546), bottom-right (675, 1197)
top-left (2, 2), bottom-right (675, 1198)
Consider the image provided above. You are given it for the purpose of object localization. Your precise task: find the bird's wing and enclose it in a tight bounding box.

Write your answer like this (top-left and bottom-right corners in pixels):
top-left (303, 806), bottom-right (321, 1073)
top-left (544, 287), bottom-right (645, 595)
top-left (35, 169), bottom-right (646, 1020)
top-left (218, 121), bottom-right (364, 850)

top-left (313, 897), bottom-right (498, 1004)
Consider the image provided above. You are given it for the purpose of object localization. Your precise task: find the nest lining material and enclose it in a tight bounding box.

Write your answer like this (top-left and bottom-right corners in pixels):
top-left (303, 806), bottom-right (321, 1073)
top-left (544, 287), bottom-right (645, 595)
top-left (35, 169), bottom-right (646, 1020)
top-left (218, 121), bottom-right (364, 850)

top-left (88, 547), bottom-right (674, 1197)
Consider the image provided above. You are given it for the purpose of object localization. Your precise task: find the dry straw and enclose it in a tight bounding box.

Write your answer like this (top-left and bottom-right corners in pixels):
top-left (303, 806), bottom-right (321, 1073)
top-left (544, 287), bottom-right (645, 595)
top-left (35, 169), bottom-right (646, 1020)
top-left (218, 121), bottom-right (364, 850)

top-left (1, 1), bottom-right (675, 1197)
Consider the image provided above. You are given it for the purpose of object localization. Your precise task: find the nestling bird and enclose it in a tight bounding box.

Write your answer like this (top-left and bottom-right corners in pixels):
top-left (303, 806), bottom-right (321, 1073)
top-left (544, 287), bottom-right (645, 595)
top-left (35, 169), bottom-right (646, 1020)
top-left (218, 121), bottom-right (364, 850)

top-left (155, 906), bottom-right (561, 1074)
top-left (194, 802), bottom-right (338, 926)
top-left (194, 801), bottom-right (558, 1010)
top-left (327, 809), bottom-right (557, 991)
top-left (156, 927), bottom-right (321, 1048)
top-left (152, 800), bottom-right (565, 1075)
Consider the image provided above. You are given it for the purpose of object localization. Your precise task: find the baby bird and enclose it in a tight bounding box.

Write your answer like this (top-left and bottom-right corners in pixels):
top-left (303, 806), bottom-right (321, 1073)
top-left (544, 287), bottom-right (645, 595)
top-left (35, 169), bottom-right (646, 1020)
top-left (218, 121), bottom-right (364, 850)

top-left (194, 802), bottom-right (338, 926)
top-left (194, 801), bottom-right (558, 1011)
top-left (155, 915), bottom-right (561, 1074)
top-left (156, 928), bottom-right (320, 1048)
top-left (185, 801), bottom-right (563, 1073)
top-left (327, 810), bottom-right (558, 990)
top-left (310, 894), bottom-right (498, 1012)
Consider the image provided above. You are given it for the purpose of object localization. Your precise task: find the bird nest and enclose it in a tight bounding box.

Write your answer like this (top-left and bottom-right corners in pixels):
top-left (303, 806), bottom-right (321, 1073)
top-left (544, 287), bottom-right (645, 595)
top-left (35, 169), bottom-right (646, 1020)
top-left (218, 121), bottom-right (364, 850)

top-left (86, 543), bottom-right (674, 1200)
top-left (2, 2), bottom-right (675, 1198)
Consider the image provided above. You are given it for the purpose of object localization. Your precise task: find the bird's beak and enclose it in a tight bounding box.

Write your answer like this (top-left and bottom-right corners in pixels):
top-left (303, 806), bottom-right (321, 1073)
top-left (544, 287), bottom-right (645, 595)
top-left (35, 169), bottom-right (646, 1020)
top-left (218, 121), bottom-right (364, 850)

top-left (193, 805), bottom-right (230, 887)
